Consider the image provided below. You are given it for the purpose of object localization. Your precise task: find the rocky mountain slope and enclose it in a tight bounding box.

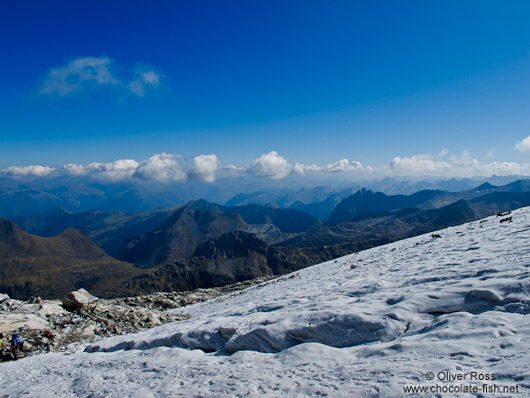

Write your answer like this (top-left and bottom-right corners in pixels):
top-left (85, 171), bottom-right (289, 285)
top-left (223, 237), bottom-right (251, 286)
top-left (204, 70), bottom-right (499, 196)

top-left (0, 219), bottom-right (143, 299)
top-left (326, 179), bottom-right (530, 225)
top-left (0, 279), bottom-right (268, 356)
top-left (119, 207), bottom-right (249, 268)
top-left (279, 199), bottom-right (477, 248)
top-left (116, 230), bottom-right (356, 296)
top-left (4, 180), bottom-right (530, 303)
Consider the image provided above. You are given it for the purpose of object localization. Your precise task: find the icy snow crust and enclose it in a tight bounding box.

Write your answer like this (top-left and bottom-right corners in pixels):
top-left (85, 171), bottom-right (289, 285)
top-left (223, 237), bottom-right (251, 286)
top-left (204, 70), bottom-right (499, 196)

top-left (2, 208), bottom-right (530, 397)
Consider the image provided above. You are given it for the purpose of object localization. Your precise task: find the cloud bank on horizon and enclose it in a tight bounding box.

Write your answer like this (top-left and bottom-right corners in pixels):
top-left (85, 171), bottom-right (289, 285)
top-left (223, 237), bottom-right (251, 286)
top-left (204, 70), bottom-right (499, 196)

top-left (2, 141), bottom-right (530, 182)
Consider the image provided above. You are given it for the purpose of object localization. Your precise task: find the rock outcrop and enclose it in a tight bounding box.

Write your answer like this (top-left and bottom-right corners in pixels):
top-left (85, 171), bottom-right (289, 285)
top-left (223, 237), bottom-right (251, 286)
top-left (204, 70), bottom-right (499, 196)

top-left (0, 278), bottom-right (270, 356)
top-left (62, 288), bottom-right (98, 311)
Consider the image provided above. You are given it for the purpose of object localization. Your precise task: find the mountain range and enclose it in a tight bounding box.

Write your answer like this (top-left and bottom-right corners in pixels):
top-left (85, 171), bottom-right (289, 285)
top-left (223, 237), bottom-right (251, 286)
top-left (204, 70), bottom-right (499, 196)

top-left (2, 179), bottom-right (530, 300)
top-left (0, 174), bottom-right (525, 218)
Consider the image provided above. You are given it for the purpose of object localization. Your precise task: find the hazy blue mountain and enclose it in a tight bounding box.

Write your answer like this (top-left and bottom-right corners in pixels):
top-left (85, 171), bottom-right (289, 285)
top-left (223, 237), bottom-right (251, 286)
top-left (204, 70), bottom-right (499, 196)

top-left (279, 200), bottom-right (478, 249)
top-left (1, 174), bottom-right (526, 218)
top-left (327, 179), bottom-right (530, 225)
top-left (288, 195), bottom-right (342, 221)
top-left (187, 200), bottom-right (322, 234)
top-left (326, 188), bottom-right (445, 225)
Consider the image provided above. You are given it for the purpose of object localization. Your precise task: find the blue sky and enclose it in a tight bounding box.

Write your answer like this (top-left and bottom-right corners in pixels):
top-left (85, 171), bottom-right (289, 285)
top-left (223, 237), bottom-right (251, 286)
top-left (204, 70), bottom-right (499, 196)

top-left (1, 1), bottom-right (530, 181)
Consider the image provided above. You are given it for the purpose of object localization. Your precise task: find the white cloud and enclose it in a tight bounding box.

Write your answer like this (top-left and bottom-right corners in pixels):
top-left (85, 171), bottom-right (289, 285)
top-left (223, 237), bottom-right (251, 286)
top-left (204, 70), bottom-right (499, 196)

top-left (326, 159), bottom-right (370, 173)
top-left (515, 136), bottom-right (530, 153)
top-left (41, 57), bottom-right (119, 95)
top-left (247, 151), bottom-right (292, 179)
top-left (127, 80), bottom-right (145, 97)
top-left (127, 69), bottom-right (161, 97)
top-left (63, 163), bottom-right (88, 176)
top-left (1, 165), bottom-right (55, 177)
top-left (141, 70), bottom-right (160, 86)
top-left (133, 153), bottom-right (186, 182)
top-left (3, 149), bottom-right (528, 184)
top-left (41, 57), bottom-right (161, 97)
top-left (390, 154), bottom-right (451, 175)
top-left (61, 159), bottom-right (139, 180)
top-left (85, 159), bottom-right (139, 181)
top-left (189, 154), bottom-right (221, 183)
top-left (390, 151), bottom-right (530, 177)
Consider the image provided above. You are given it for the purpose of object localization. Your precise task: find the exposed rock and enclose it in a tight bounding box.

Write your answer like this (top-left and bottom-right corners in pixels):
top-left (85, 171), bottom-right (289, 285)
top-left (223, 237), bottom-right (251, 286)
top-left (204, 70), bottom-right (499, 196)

top-left (0, 277), bottom-right (270, 358)
top-left (0, 313), bottom-right (50, 333)
top-left (62, 289), bottom-right (98, 311)
top-left (120, 207), bottom-right (248, 268)
top-left (27, 296), bottom-right (43, 304)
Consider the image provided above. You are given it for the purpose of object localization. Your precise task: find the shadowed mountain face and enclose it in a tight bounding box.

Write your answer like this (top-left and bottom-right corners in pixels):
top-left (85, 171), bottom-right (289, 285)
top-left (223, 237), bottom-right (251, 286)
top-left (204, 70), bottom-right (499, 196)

top-left (120, 231), bottom-right (272, 294)
top-left (9, 208), bottom-right (175, 259)
top-left (326, 189), bottom-right (447, 225)
top-left (469, 192), bottom-right (530, 218)
top-left (279, 200), bottom-right (478, 249)
top-left (326, 180), bottom-right (530, 225)
top-left (0, 219), bottom-right (144, 299)
top-left (117, 230), bottom-right (358, 296)
top-left (120, 207), bottom-right (248, 268)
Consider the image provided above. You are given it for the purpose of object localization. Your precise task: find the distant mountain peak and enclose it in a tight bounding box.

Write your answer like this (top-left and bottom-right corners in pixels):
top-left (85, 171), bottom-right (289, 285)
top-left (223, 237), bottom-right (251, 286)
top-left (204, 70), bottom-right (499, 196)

top-left (474, 182), bottom-right (496, 191)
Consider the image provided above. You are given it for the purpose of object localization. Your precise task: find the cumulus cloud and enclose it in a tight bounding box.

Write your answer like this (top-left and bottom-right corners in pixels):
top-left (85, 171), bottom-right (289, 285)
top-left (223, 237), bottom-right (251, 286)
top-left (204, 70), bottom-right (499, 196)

top-left (245, 152), bottom-right (374, 178)
top-left (133, 153), bottom-right (187, 182)
top-left (41, 56), bottom-right (161, 97)
top-left (247, 151), bottom-right (292, 179)
top-left (61, 159), bottom-right (139, 181)
top-left (62, 163), bottom-right (88, 176)
top-left (326, 159), bottom-right (372, 173)
top-left (515, 136), bottom-right (530, 153)
top-left (85, 159), bottom-right (139, 181)
top-left (1, 165), bottom-right (55, 177)
top-left (390, 151), bottom-right (530, 177)
top-left (61, 154), bottom-right (223, 183)
top-left (188, 154), bottom-right (221, 183)
top-left (3, 149), bottom-right (528, 184)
